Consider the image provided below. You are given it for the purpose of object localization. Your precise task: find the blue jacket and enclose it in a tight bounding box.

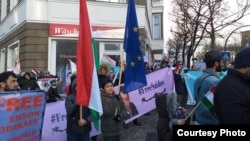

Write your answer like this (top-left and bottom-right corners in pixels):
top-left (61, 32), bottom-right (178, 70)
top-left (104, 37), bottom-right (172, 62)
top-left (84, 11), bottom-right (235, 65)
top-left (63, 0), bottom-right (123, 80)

top-left (194, 69), bottom-right (220, 125)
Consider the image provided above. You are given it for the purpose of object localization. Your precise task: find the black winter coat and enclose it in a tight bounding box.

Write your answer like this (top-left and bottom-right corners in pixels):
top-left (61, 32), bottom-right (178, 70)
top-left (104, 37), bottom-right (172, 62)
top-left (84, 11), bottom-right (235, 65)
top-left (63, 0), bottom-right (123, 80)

top-left (65, 94), bottom-right (92, 134)
top-left (214, 69), bottom-right (250, 124)
top-left (174, 73), bottom-right (188, 95)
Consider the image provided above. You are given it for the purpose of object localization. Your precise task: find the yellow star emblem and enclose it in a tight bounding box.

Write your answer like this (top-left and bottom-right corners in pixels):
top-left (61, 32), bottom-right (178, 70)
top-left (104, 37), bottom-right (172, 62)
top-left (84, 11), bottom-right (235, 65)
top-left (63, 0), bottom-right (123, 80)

top-left (131, 61), bottom-right (135, 66)
top-left (133, 27), bottom-right (138, 32)
top-left (137, 56), bottom-right (142, 61)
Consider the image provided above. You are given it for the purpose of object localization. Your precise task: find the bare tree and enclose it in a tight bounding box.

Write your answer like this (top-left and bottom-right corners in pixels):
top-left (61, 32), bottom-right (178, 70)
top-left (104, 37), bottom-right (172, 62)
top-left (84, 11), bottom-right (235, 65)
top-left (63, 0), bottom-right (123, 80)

top-left (205, 0), bottom-right (250, 49)
top-left (168, 0), bottom-right (250, 68)
top-left (169, 0), bottom-right (210, 68)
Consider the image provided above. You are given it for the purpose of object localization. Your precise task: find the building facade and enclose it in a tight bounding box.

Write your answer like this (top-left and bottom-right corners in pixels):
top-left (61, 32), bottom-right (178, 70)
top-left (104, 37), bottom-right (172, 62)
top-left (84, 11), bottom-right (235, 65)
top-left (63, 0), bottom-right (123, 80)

top-left (0, 0), bottom-right (164, 80)
top-left (241, 30), bottom-right (250, 48)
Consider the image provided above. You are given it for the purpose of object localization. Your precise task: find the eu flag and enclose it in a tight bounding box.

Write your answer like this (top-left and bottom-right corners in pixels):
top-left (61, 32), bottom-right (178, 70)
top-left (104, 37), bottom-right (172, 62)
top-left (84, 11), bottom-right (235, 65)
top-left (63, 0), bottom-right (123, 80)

top-left (123, 0), bottom-right (147, 93)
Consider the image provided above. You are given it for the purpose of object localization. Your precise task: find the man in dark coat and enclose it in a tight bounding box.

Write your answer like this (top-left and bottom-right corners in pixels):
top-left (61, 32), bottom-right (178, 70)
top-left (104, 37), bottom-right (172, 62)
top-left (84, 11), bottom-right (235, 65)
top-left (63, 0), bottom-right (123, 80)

top-left (214, 47), bottom-right (250, 124)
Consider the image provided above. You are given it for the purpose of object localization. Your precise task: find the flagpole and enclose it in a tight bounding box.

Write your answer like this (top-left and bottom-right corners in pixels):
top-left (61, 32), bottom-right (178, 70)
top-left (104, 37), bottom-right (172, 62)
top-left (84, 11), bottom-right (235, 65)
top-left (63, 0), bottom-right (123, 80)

top-left (185, 101), bottom-right (201, 120)
top-left (80, 105), bottom-right (82, 119)
top-left (117, 51), bottom-right (124, 94)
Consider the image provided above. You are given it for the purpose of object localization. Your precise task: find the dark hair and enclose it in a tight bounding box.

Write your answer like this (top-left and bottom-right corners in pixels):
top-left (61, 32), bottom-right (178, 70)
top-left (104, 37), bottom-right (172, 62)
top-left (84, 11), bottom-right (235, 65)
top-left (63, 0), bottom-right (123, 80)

top-left (0, 71), bottom-right (17, 82)
top-left (205, 60), bottom-right (220, 68)
top-left (50, 79), bottom-right (56, 85)
top-left (23, 72), bottom-right (31, 78)
top-left (101, 79), bottom-right (113, 89)
top-left (70, 75), bottom-right (76, 83)
top-left (203, 51), bottom-right (222, 68)
top-left (67, 71), bottom-right (72, 77)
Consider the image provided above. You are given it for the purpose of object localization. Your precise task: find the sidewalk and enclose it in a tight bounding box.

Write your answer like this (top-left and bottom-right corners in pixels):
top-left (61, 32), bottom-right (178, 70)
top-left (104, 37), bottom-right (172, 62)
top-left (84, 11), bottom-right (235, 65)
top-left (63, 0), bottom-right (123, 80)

top-left (95, 105), bottom-right (195, 141)
top-left (95, 110), bottom-right (158, 141)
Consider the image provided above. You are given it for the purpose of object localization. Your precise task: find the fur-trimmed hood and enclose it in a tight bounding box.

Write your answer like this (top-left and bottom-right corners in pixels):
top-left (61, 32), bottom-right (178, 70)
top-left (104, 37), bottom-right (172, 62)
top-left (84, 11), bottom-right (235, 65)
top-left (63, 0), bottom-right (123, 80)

top-left (98, 64), bottom-right (109, 75)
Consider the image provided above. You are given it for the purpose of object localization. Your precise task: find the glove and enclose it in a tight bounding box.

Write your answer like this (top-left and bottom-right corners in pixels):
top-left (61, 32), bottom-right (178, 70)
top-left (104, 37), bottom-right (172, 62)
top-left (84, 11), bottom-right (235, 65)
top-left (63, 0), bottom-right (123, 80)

top-left (113, 114), bottom-right (122, 122)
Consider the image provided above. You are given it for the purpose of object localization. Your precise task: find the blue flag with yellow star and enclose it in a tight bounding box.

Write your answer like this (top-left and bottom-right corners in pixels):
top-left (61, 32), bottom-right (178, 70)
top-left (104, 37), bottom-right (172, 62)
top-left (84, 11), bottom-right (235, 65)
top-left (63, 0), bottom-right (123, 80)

top-left (123, 0), bottom-right (147, 93)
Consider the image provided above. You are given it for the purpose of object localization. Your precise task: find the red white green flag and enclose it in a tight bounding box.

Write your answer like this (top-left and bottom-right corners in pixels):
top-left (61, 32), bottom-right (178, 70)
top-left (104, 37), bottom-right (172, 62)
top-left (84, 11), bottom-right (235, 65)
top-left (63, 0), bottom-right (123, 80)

top-left (201, 86), bottom-right (216, 114)
top-left (76, 0), bottom-right (103, 130)
top-left (100, 53), bottom-right (116, 70)
top-left (68, 59), bottom-right (77, 75)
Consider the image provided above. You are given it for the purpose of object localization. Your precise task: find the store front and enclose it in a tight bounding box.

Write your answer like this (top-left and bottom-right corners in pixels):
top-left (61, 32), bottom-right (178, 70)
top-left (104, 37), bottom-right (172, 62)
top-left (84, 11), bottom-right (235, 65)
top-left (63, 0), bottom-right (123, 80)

top-left (48, 23), bottom-right (124, 81)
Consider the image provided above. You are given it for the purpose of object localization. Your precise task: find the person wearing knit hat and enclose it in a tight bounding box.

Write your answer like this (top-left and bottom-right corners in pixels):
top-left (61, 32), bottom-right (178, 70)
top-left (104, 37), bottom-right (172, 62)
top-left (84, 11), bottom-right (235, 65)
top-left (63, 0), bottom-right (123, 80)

top-left (193, 50), bottom-right (222, 125)
top-left (233, 47), bottom-right (250, 69)
top-left (214, 47), bottom-right (250, 124)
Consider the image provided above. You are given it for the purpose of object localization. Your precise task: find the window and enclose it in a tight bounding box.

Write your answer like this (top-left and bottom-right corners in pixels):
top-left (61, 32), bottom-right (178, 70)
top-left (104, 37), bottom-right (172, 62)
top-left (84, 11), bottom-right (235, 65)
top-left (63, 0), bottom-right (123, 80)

top-left (104, 43), bottom-right (121, 51)
top-left (153, 14), bottom-right (162, 39)
top-left (0, 0), bottom-right (2, 21)
top-left (7, 41), bottom-right (19, 69)
top-left (49, 40), bottom-right (123, 81)
top-left (56, 40), bottom-right (77, 81)
top-left (7, 0), bottom-right (10, 14)
top-left (0, 48), bottom-right (6, 72)
top-left (96, 0), bottom-right (126, 3)
top-left (99, 42), bottom-right (124, 64)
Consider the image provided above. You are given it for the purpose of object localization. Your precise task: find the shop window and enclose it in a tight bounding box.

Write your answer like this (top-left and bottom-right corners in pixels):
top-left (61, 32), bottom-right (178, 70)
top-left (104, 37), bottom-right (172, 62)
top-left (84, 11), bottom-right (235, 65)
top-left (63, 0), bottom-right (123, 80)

top-left (50, 40), bottom-right (77, 84)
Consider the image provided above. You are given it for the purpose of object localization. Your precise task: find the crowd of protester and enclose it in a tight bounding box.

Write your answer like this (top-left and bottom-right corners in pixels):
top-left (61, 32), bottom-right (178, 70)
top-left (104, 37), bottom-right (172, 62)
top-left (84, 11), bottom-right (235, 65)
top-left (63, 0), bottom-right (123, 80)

top-left (1, 48), bottom-right (250, 141)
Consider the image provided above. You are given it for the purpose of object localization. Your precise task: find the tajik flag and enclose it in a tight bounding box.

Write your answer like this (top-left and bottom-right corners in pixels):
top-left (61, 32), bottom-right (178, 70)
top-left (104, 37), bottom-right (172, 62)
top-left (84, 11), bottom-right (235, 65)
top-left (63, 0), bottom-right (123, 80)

top-left (100, 53), bottom-right (116, 70)
top-left (201, 86), bottom-right (216, 114)
top-left (76, 0), bottom-right (103, 130)
top-left (68, 59), bottom-right (77, 74)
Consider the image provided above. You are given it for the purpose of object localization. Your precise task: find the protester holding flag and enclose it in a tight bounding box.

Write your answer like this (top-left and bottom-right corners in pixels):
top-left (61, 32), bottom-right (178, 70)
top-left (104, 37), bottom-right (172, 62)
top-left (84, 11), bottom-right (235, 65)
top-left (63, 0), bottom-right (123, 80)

top-left (0, 71), bottom-right (19, 92)
top-left (100, 79), bottom-right (127, 141)
top-left (76, 0), bottom-right (103, 137)
top-left (65, 77), bottom-right (92, 141)
top-left (214, 47), bottom-right (250, 124)
top-left (193, 50), bottom-right (222, 125)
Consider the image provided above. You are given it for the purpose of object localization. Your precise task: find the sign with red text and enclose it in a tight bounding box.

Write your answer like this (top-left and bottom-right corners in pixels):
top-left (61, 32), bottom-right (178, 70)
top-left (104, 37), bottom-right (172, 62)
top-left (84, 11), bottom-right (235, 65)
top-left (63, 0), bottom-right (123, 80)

top-left (49, 23), bottom-right (124, 38)
top-left (0, 90), bottom-right (46, 141)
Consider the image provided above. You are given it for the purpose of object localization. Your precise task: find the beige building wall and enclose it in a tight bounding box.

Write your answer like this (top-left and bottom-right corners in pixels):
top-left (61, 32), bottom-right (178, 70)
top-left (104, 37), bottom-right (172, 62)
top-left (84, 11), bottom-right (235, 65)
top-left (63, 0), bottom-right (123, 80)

top-left (0, 23), bottom-right (48, 72)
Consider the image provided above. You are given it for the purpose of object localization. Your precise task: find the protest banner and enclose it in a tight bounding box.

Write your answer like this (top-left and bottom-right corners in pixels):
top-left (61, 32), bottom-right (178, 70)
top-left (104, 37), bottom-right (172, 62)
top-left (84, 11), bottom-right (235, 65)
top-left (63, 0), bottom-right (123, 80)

top-left (37, 77), bottom-right (58, 92)
top-left (41, 101), bottom-right (101, 140)
top-left (0, 90), bottom-right (46, 141)
top-left (42, 67), bottom-right (175, 140)
top-left (114, 67), bottom-right (175, 124)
